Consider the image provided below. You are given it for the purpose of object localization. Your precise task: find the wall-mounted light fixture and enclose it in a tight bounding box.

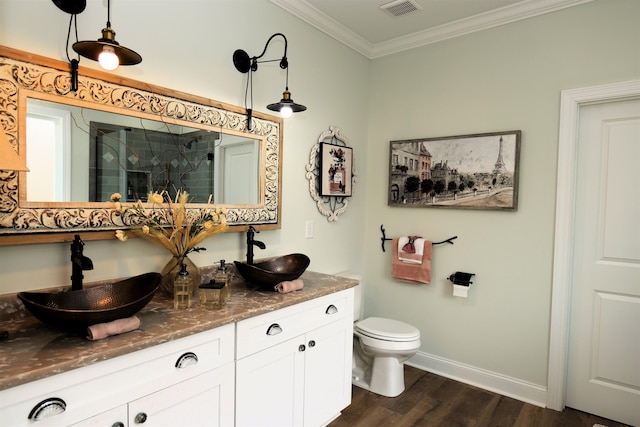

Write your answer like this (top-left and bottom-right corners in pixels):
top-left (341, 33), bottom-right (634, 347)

top-left (233, 33), bottom-right (306, 130)
top-left (53, 0), bottom-right (141, 74)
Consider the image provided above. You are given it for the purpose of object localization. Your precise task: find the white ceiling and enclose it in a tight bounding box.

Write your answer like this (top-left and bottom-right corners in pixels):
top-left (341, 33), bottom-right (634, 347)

top-left (270, 0), bottom-right (594, 58)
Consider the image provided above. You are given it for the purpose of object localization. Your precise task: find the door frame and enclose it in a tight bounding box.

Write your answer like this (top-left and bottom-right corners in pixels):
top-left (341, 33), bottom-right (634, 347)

top-left (547, 79), bottom-right (640, 410)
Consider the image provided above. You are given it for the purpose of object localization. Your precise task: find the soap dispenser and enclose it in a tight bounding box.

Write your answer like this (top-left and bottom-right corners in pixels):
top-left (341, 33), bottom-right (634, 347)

top-left (174, 263), bottom-right (194, 309)
top-left (199, 260), bottom-right (230, 309)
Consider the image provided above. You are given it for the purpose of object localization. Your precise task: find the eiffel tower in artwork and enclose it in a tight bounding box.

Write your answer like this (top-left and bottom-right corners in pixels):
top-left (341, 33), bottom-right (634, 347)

top-left (493, 136), bottom-right (506, 175)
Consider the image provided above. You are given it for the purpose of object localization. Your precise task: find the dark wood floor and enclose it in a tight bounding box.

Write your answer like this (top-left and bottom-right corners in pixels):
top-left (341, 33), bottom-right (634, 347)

top-left (329, 366), bottom-right (630, 427)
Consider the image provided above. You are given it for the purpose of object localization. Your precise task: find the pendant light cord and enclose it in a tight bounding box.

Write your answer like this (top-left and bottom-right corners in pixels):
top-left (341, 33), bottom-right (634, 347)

top-left (244, 69), bottom-right (254, 112)
top-left (106, 0), bottom-right (111, 27)
top-left (65, 13), bottom-right (79, 63)
top-left (244, 69), bottom-right (254, 130)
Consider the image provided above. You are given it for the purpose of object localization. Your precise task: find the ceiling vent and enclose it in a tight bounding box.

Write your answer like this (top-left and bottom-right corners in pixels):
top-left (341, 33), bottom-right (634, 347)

top-left (380, 0), bottom-right (422, 17)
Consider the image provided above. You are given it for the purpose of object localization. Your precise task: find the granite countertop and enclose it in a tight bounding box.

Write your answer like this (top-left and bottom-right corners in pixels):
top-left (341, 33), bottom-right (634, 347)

top-left (0, 270), bottom-right (357, 391)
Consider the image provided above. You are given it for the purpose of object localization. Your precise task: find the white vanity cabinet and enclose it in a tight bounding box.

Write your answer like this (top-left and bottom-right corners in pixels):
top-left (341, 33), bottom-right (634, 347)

top-left (235, 288), bottom-right (354, 427)
top-left (0, 323), bottom-right (235, 427)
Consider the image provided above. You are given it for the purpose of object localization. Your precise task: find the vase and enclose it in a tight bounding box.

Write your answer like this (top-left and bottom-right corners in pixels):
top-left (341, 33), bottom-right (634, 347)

top-left (159, 255), bottom-right (201, 299)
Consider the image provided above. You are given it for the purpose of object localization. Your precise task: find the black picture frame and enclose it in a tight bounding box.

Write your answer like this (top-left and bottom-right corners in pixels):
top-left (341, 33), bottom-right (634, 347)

top-left (320, 143), bottom-right (353, 197)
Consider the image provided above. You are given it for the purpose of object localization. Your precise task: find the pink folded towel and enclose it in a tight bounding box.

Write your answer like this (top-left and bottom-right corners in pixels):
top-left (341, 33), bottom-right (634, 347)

top-left (274, 279), bottom-right (304, 293)
top-left (86, 316), bottom-right (141, 341)
top-left (392, 238), bottom-right (432, 284)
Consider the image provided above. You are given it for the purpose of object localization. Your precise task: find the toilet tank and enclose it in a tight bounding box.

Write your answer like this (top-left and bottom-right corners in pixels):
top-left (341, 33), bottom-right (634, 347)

top-left (336, 271), bottom-right (362, 320)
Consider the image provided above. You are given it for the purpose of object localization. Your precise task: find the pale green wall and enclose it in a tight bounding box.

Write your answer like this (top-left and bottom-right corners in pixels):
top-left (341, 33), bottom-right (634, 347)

top-left (0, 0), bottom-right (638, 393)
top-left (0, 0), bottom-right (369, 292)
top-left (364, 0), bottom-right (640, 386)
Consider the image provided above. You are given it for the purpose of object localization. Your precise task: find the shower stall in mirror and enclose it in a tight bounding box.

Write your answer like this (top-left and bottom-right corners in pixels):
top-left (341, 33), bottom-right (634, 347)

top-left (26, 98), bottom-right (260, 205)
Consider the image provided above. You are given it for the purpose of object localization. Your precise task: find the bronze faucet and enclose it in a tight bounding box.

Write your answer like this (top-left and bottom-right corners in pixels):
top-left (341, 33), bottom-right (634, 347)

top-left (70, 235), bottom-right (94, 291)
top-left (246, 226), bottom-right (265, 265)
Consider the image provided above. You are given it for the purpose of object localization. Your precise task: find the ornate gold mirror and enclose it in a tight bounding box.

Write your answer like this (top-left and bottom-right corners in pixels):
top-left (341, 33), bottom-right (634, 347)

top-left (0, 46), bottom-right (282, 244)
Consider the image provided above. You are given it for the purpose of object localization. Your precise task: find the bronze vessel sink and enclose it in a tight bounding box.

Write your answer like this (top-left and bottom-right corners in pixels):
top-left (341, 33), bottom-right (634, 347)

top-left (17, 272), bottom-right (161, 333)
top-left (234, 254), bottom-right (310, 289)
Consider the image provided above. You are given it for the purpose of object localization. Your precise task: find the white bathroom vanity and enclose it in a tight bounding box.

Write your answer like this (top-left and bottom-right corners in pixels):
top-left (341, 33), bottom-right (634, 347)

top-left (0, 271), bottom-right (357, 427)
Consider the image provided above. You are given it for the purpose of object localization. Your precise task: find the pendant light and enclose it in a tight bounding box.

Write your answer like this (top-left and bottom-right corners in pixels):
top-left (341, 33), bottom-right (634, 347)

top-left (266, 69), bottom-right (307, 119)
top-left (72, 0), bottom-right (142, 71)
top-left (233, 33), bottom-right (306, 129)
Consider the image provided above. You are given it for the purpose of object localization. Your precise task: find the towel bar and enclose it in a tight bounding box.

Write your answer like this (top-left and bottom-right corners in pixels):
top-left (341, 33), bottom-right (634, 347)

top-left (380, 224), bottom-right (457, 252)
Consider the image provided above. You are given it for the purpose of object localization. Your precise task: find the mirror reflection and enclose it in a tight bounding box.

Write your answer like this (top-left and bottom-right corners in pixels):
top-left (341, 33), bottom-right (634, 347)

top-left (1, 47), bottom-right (282, 238)
top-left (26, 98), bottom-right (260, 205)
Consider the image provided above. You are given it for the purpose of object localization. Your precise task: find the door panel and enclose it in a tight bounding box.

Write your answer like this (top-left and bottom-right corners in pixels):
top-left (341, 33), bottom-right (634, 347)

top-left (566, 98), bottom-right (640, 427)
top-left (304, 318), bottom-right (353, 427)
top-left (235, 336), bottom-right (305, 427)
top-left (592, 292), bottom-right (640, 387)
top-left (601, 119), bottom-right (640, 261)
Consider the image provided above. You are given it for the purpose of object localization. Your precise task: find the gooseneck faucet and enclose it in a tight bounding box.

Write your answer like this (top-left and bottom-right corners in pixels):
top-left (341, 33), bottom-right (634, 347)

top-left (246, 226), bottom-right (266, 265)
top-left (70, 234), bottom-right (94, 291)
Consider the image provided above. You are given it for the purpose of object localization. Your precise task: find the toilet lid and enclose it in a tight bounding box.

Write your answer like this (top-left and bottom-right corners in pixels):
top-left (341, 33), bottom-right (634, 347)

top-left (355, 317), bottom-right (420, 342)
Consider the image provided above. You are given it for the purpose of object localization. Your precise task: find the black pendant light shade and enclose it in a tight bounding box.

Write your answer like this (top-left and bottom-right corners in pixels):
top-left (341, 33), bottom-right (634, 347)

top-left (267, 89), bottom-right (307, 118)
top-left (73, 29), bottom-right (142, 67)
top-left (71, 0), bottom-right (141, 70)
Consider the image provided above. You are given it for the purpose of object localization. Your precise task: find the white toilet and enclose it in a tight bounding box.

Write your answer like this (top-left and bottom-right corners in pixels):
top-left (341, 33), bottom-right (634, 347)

top-left (338, 272), bottom-right (421, 398)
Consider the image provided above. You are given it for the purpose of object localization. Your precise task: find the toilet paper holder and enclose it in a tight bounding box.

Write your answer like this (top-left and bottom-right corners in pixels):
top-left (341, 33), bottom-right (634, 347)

top-left (447, 272), bottom-right (474, 286)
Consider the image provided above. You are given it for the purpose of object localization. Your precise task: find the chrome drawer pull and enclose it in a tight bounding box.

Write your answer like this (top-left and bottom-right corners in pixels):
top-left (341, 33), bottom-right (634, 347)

top-left (175, 351), bottom-right (199, 368)
top-left (28, 397), bottom-right (66, 420)
top-left (326, 304), bottom-right (338, 315)
top-left (267, 323), bottom-right (283, 336)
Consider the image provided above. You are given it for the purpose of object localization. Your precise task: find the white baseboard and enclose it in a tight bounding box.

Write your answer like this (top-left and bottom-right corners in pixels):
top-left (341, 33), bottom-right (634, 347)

top-left (406, 351), bottom-right (548, 408)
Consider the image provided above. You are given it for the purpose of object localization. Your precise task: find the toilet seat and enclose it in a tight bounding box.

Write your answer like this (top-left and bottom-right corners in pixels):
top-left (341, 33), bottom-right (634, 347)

top-left (355, 317), bottom-right (420, 342)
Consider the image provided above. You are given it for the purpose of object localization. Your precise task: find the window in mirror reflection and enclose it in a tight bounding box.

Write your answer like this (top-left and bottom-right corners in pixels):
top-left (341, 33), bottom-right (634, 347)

top-left (26, 98), bottom-right (260, 205)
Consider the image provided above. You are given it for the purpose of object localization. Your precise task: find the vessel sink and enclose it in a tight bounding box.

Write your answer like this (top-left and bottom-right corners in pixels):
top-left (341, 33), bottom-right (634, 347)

top-left (234, 254), bottom-right (310, 289)
top-left (17, 272), bottom-right (161, 333)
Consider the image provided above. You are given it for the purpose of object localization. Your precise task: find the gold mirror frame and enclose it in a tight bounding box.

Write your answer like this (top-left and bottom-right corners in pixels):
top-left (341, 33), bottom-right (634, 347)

top-left (0, 46), bottom-right (282, 244)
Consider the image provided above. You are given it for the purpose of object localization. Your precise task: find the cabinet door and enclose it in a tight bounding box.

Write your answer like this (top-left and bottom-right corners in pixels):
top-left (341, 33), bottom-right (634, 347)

top-left (236, 336), bottom-right (305, 427)
top-left (304, 317), bottom-right (353, 427)
top-left (70, 405), bottom-right (127, 427)
top-left (127, 363), bottom-right (234, 427)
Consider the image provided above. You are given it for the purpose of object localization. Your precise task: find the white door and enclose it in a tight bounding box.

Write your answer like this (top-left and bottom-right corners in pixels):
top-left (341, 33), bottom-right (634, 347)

top-left (218, 140), bottom-right (259, 205)
top-left (566, 98), bottom-right (640, 426)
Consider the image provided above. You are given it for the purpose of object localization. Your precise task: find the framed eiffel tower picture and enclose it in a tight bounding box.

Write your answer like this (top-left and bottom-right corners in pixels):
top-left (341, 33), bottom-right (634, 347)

top-left (388, 130), bottom-right (521, 211)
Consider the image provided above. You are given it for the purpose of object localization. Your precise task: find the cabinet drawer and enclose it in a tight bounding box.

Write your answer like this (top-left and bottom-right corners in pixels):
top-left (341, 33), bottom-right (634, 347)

top-left (236, 288), bottom-right (353, 359)
top-left (0, 323), bottom-right (234, 427)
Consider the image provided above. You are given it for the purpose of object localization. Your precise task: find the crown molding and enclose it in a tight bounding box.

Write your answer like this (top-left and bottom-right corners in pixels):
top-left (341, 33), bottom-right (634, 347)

top-left (271, 0), bottom-right (595, 59)
top-left (270, 0), bottom-right (374, 58)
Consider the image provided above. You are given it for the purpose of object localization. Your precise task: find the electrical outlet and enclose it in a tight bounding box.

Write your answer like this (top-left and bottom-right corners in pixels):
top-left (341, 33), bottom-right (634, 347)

top-left (305, 220), bottom-right (314, 239)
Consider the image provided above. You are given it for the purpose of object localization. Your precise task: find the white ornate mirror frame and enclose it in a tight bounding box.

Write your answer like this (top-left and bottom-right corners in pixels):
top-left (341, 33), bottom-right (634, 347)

top-left (0, 46), bottom-right (282, 244)
top-left (305, 126), bottom-right (356, 221)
